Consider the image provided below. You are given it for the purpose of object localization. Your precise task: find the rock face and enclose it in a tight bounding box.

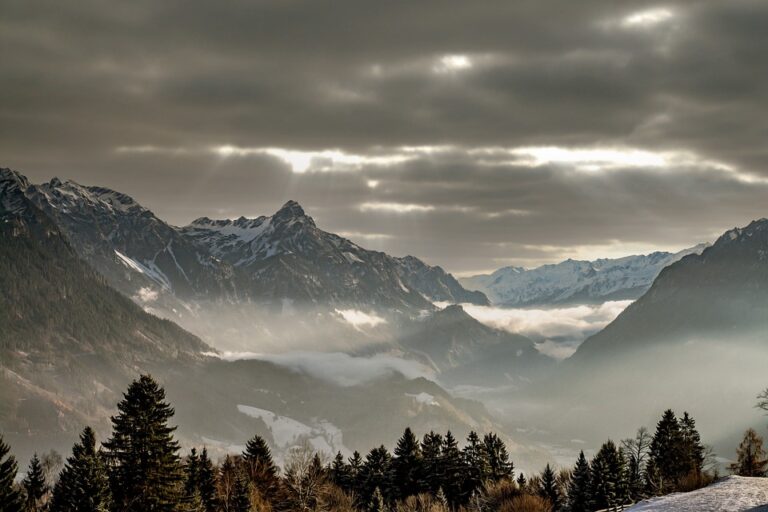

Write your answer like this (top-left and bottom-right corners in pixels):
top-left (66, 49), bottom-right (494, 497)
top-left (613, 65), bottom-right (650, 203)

top-left (13, 170), bottom-right (485, 320)
top-left (181, 200), bottom-right (488, 309)
top-left (571, 218), bottom-right (768, 361)
top-left (461, 246), bottom-right (707, 307)
top-left (0, 167), bottom-right (208, 439)
top-left (25, 176), bottom-right (239, 302)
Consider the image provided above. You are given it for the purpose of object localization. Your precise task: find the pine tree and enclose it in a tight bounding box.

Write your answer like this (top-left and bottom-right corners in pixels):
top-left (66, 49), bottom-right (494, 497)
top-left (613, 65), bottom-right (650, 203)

top-left (360, 446), bottom-right (392, 505)
top-left (0, 436), bottom-right (23, 512)
top-left (461, 431), bottom-right (486, 502)
top-left (23, 454), bottom-right (48, 512)
top-left (730, 429), bottom-right (768, 477)
top-left (348, 451), bottom-right (364, 499)
top-left (589, 455), bottom-right (615, 512)
top-left (648, 409), bottom-right (686, 492)
top-left (49, 427), bottom-right (111, 512)
top-left (231, 472), bottom-right (251, 512)
top-left (538, 464), bottom-right (561, 511)
top-left (102, 374), bottom-right (184, 512)
top-left (368, 487), bottom-right (387, 512)
top-left (482, 433), bottom-right (514, 482)
top-left (242, 434), bottom-right (280, 503)
top-left (197, 449), bottom-right (219, 512)
top-left (438, 431), bottom-right (464, 508)
top-left (391, 428), bottom-right (423, 501)
top-left (184, 448), bottom-right (201, 504)
top-left (421, 431), bottom-right (443, 495)
top-left (679, 412), bottom-right (705, 476)
top-left (516, 473), bottom-right (527, 492)
top-left (330, 452), bottom-right (352, 492)
top-left (567, 451), bottom-right (591, 512)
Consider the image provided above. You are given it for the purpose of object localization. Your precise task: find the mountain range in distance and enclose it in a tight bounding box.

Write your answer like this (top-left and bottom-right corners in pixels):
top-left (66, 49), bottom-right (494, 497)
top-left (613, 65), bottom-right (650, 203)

top-left (461, 245), bottom-right (708, 308)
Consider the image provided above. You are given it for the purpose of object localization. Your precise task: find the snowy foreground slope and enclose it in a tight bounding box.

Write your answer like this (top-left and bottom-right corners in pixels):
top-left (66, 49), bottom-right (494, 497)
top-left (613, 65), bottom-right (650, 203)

top-left (628, 476), bottom-right (768, 512)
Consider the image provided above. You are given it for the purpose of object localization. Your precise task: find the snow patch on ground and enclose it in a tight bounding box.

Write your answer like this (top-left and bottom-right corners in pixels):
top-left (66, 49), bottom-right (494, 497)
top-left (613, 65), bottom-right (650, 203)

top-left (236, 404), bottom-right (347, 455)
top-left (114, 250), bottom-right (172, 289)
top-left (335, 308), bottom-right (387, 328)
top-left (628, 476), bottom-right (768, 512)
top-left (405, 392), bottom-right (440, 406)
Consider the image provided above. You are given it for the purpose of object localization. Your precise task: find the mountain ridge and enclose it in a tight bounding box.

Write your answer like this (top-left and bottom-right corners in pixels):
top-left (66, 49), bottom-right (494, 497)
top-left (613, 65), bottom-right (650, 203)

top-left (461, 245), bottom-right (707, 307)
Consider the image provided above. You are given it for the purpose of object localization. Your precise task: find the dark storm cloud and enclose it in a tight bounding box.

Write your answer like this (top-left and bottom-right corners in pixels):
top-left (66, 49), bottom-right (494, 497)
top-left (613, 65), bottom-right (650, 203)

top-left (2, 0), bottom-right (768, 272)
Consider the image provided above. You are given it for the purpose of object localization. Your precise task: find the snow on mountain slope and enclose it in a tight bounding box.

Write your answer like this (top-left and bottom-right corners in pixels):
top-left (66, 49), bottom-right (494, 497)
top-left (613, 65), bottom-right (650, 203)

top-left (25, 176), bottom-right (238, 302)
top-left (461, 246), bottom-right (707, 307)
top-left (628, 476), bottom-right (768, 512)
top-left (180, 200), bottom-right (487, 307)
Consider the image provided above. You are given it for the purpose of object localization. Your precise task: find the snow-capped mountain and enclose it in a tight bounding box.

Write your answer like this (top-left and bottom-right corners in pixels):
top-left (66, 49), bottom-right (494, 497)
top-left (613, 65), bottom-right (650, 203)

top-left (461, 247), bottom-right (707, 307)
top-left (25, 176), bottom-right (239, 303)
top-left (5, 170), bottom-right (487, 351)
top-left (572, 217), bottom-right (768, 361)
top-left (180, 200), bottom-right (488, 308)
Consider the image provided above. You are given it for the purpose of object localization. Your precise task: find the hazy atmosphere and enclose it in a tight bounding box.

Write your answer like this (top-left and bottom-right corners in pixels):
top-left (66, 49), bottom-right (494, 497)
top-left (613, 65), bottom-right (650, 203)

top-left (3, 2), bottom-right (768, 511)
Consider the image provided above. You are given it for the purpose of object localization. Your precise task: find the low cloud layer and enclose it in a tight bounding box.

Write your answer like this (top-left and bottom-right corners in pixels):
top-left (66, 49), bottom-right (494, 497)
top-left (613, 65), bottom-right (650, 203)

top-left (212, 351), bottom-right (435, 387)
top-left (458, 301), bottom-right (632, 359)
top-left (4, 1), bottom-right (768, 272)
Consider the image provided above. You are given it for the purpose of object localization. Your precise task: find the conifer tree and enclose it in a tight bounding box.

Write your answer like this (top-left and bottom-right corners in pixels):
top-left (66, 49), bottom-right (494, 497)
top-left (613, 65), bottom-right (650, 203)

top-left (231, 472), bottom-right (251, 512)
top-left (23, 454), bottom-right (48, 512)
top-left (197, 449), bottom-right (219, 512)
top-left (368, 487), bottom-right (387, 512)
top-left (0, 436), bottom-right (23, 512)
top-left (439, 431), bottom-right (464, 508)
top-left (567, 451), bottom-right (591, 512)
top-left (482, 433), bottom-right (514, 482)
top-left (730, 429), bottom-right (768, 477)
top-left (679, 412), bottom-right (705, 476)
top-left (516, 473), bottom-right (527, 492)
top-left (538, 464), bottom-right (561, 511)
top-left (591, 440), bottom-right (627, 510)
top-left (420, 431), bottom-right (443, 495)
top-left (589, 455), bottom-right (615, 512)
top-left (330, 452), bottom-right (351, 492)
top-left (648, 409), bottom-right (686, 492)
top-left (461, 431), bottom-right (486, 501)
top-left (391, 428), bottom-right (423, 501)
top-left (348, 451), bottom-right (364, 498)
top-left (102, 374), bottom-right (184, 512)
top-left (184, 448), bottom-right (201, 504)
top-left (242, 434), bottom-right (280, 503)
top-left (360, 446), bottom-right (392, 505)
top-left (49, 427), bottom-right (111, 512)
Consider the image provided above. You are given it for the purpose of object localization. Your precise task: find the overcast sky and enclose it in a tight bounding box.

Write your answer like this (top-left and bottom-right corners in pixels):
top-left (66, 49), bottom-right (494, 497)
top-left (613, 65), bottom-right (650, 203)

top-left (3, 0), bottom-right (768, 274)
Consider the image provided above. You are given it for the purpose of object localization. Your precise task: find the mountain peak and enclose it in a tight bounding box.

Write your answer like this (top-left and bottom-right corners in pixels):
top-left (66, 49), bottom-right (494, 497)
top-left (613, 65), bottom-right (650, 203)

top-left (276, 200), bottom-right (305, 216)
top-left (0, 167), bottom-right (30, 189)
top-left (0, 168), bottom-right (32, 216)
top-left (272, 200), bottom-right (315, 227)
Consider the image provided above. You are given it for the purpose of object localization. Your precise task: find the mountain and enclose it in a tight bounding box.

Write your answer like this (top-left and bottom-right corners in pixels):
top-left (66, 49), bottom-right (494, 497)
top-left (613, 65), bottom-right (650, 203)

top-left (0, 167), bottom-right (208, 436)
top-left (12, 172), bottom-right (486, 349)
top-left (572, 219), bottom-right (768, 361)
top-left (461, 246), bottom-right (707, 307)
top-left (0, 167), bottom-right (502, 465)
top-left (24, 176), bottom-right (239, 304)
top-left (512, 218), bottom-right (768, 455)
top-left (181, 201), bottom-right (488, 309)
top-left (398, 305), bottom-right (552, 387)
